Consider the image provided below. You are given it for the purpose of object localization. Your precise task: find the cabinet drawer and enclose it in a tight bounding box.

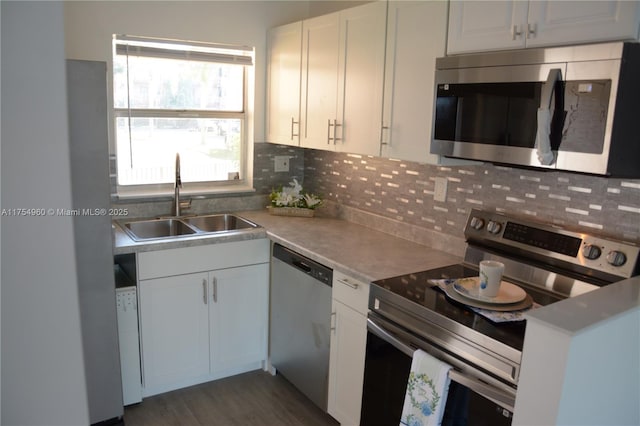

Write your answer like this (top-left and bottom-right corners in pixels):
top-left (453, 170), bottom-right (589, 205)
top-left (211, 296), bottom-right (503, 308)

top-left (139, 239), bottom-right (270, 280)
top-left (332, 271), bottom-right (370, 315)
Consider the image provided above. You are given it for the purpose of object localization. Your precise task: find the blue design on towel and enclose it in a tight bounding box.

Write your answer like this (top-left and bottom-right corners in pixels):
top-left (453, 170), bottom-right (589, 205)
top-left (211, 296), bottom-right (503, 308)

top-left (401, 372), bottom-right (440, 426)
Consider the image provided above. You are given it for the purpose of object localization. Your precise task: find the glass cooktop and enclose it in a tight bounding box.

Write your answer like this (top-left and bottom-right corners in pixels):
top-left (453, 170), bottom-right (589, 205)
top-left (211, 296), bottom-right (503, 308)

top-left (371, 263), bottom-right (562, 352)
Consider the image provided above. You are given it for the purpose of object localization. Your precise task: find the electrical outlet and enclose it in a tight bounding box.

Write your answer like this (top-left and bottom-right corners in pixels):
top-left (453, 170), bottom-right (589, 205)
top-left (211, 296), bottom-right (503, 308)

top-left (274, 156), bottom-right (290, 172)
top-left (434, 177), bottom-right (448, 202)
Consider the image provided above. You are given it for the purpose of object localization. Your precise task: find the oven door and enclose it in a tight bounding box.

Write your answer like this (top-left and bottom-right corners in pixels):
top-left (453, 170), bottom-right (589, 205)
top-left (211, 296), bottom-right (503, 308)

top-left (361, 315), bottom-right (515, 426)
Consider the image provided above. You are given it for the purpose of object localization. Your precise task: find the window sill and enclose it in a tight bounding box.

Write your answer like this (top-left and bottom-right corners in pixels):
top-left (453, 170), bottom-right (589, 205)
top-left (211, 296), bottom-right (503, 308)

top-left (113, 185), bottom-right (256, 202)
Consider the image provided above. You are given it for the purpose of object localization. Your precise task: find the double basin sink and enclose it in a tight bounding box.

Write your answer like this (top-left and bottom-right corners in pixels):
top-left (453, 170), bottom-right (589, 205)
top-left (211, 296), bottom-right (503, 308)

top-left (119, 214), bottom-right (260, 242)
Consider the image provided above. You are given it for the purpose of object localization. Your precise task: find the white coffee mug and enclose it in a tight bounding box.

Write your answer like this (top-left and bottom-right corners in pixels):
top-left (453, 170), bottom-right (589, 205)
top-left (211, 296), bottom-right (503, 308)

top-left (479, 260), bottom-right (504, 298)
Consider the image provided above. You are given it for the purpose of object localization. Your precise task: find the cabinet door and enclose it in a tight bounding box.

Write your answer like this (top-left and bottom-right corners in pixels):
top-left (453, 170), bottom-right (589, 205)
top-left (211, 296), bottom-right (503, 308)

top-left (300, 13), bottom-right (340, 150)
top-left (448, 0), bottom-right (529, 54)
top-left (266, 22), bottom-right (302, 146)
top-left (526, 1), bottom-right (640, 48)
top-left (336, 1), bottom-right (387, 156)
top-left (139, 272), bottom-right (209, 396)
top-left (209, 263), bottom-right (269, 374)
top-left (328, 300), bottom-right (368, 426)
top-left (382, 1), bottom-right (447, 163)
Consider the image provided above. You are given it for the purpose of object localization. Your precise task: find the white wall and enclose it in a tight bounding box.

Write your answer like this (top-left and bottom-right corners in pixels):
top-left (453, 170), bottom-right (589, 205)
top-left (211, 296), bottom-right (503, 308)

top-left (1, 1), bottom-right (90, 425)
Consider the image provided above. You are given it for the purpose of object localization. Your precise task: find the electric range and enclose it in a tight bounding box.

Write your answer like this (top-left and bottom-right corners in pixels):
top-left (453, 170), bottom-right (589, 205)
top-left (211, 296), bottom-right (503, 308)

top-left (369, 208), bottom-right (640, 385)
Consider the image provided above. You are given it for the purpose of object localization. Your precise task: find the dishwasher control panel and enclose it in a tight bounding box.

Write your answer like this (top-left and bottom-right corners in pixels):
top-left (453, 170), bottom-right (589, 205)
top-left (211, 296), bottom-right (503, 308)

top-left (272, 243), bottom-right (333, 286)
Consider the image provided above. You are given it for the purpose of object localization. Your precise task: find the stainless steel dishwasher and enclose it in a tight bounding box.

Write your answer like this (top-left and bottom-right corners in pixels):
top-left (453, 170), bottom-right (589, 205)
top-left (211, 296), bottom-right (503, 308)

top-left (270, 243), bottom-right (333, 411)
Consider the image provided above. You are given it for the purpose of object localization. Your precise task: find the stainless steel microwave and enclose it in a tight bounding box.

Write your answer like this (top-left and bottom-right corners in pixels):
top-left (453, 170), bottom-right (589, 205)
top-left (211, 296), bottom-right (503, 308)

top-left (431, 42), bottom-right (640, 177)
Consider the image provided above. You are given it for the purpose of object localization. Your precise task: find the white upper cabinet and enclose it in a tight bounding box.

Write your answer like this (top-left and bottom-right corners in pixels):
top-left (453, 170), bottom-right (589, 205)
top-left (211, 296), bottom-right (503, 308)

top-left (266, 22), bottom-right (302, 146)
top-left (448, 0), bottom-right (528, 53)
top-left (448, 0), bottom-right (640, 54)
top-left (300, 12), bottom-right (341, 150)
top-left (526, 1), bottom-right (640, 48)
top-left (381, 1), bottom-right (448, 162)
top-left (300, 1), bottom-right (386, 155)
top-left (335, 1), bottom-right (387, 156)
top-left (267, 1), bottom-right (462, 163)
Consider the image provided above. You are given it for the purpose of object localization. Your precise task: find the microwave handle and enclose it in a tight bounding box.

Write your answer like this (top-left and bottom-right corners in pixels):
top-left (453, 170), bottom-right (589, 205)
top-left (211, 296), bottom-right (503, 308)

top-left (536, 68), bottom-right (562, 165)
top-left (541, 68), bottom-right (562, 110)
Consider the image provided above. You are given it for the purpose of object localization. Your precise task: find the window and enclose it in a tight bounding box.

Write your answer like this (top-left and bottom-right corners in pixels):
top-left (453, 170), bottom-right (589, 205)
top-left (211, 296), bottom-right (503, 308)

top-left (113, 35), bottom-right (254, 196)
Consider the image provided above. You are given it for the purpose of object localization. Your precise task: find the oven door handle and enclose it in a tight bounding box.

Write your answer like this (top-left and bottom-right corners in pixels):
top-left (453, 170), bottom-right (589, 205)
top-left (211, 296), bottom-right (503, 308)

top-left (367, 317), bottom-right (415, 357)
top-left (367, 318), bottom-right (516, 412)
top-left (448, 370), bottom-right (515, 412)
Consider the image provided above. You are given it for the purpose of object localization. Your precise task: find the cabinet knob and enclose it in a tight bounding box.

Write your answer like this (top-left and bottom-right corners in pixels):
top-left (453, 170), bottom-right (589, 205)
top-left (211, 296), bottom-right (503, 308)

top-left (527, 23), bottom-right (537, 39)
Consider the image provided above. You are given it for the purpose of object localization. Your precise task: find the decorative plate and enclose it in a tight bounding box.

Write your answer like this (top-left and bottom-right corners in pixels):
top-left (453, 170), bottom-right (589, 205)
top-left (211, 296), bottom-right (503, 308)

top-left (452, 277), bottom-right (527, 305)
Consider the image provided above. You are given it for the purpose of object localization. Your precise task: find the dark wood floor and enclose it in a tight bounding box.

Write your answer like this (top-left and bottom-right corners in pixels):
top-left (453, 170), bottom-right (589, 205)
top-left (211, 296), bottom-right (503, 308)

top-left (124, 370), bottom-right (340, 426)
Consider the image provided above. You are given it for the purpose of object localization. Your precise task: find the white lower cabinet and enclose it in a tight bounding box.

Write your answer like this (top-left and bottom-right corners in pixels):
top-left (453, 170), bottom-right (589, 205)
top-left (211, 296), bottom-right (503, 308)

top-left (328, 271), bottom-right (369, 426)
top-left (138, 239), bottom-right (269, 397)
top-left (209, 263), bottom-right (268, 374)
top-left (139, 272), bottom-right (210, 394)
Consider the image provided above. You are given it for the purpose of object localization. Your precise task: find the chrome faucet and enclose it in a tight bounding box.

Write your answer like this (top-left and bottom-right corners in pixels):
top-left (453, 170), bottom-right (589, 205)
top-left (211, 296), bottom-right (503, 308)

top-left (173, 153), bottom-right (192, 216)
top-left (173, 152), bottom-right (182, 217)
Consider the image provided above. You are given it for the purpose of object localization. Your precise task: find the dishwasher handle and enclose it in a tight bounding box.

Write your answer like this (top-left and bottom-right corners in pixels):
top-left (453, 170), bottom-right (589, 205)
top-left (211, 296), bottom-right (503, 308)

top-left (272, 243), bottom-right (333, 284)
top-left (292, 259), bottom-right (312, 274)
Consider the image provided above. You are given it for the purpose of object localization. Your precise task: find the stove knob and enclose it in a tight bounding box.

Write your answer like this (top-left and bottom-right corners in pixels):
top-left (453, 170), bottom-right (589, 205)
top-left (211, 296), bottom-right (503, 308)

top-left (606, 250), bottom-right (627, 267)
top-left (487, 220), bottom-right (502, 234)
top-left (470, 217), bottom-right (485, 230)
top-left (582, 244), bottom-right (602, 260)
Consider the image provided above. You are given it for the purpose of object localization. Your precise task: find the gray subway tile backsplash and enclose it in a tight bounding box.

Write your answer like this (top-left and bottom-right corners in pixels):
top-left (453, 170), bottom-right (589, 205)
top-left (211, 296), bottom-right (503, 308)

top-left (302, 147), bottom-right (640, 244)
top-left (113, 142), bottom-right (640, 245)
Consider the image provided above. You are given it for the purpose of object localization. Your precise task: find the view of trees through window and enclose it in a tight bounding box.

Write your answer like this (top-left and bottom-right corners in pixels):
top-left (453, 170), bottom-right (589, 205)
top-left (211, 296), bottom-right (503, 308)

top-left (114, 51), bottom-right (246, 187)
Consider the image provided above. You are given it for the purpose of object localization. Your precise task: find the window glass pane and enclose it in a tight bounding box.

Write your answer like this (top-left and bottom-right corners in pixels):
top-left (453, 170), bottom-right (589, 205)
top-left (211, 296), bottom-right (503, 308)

top-left (113, 54), bottom-right (244, 111)
top-left (116, 117), bottom-right (242, 186)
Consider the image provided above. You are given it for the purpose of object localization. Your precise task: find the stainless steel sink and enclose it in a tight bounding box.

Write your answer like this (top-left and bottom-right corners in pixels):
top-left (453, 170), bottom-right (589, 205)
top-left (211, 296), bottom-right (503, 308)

top-left (122, 218), bottom-right (196, 241)
top-left (183, 214), bottom-right (258, 233)
top-left (120, 214), bottom-right (259, 241)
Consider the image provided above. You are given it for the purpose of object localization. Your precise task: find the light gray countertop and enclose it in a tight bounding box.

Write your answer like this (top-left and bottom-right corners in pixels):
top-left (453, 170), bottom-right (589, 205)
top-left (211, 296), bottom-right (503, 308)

top-left (113, 209), bottom-right (461, 283)
top-left (525, 274), bottom-right (640, 334)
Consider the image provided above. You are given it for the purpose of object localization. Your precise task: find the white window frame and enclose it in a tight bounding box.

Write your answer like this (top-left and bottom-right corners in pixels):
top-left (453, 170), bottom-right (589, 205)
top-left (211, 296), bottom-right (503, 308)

top-left (112, 35), bottom-right (256, 199)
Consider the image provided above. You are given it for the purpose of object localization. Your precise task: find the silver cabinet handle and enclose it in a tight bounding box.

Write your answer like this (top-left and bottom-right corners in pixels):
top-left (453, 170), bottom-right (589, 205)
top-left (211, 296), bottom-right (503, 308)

top-left (380, 125), bottom-right (390, 146)
top-left (327, 119), bottom-right (333, 144)
top-left (330, 311), bottom-right (336, 333)
top-left (527, 22), bottom-right (536, 38)
top-left (290, 117), bottom-right (299, 140)
top-left (212, 276), bottom-right (218, 303)
top-left (333, 119), bottom-right (341, 144)
top-left (512, 25), bottom-right (523, 40)
top-left (338, 278), bottom-right (358, 290)
top-left (202, 279), bottom-right (208, 304)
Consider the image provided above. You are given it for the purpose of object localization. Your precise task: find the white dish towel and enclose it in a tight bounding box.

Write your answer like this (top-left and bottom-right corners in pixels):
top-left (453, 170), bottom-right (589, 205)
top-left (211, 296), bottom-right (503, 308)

top-left (400, 349), bottom-right (452, 426)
